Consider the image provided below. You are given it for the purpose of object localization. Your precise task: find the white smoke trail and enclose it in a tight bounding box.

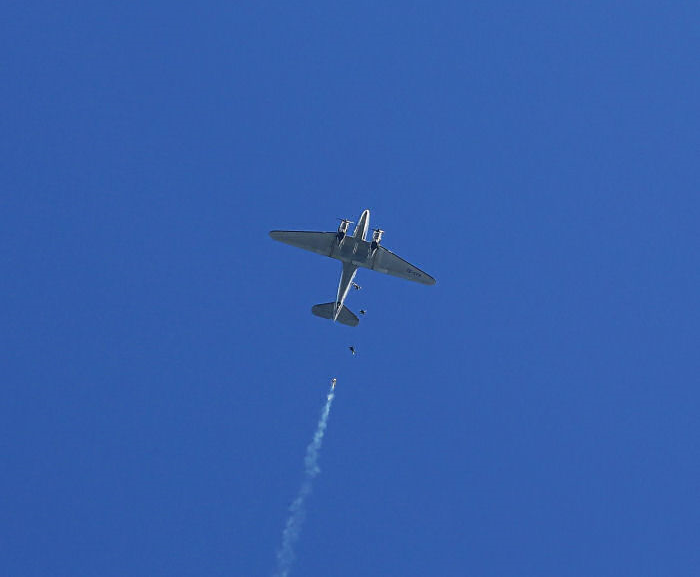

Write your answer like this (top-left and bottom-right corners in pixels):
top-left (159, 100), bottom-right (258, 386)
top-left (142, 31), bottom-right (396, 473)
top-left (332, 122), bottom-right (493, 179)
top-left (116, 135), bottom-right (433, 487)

top-left (273, 387), bottom-right (336, 577)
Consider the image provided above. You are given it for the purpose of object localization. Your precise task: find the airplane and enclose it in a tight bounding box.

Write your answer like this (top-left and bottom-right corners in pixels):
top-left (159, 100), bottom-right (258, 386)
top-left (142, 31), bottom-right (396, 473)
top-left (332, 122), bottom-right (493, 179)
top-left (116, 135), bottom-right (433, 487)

top-left (269, 209), bottom-right (436, 327)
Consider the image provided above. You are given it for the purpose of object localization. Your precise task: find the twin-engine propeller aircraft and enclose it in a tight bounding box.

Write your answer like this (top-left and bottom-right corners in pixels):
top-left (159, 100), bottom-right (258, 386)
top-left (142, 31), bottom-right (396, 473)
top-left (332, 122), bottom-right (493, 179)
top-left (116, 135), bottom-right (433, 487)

top-left (269, 209), bottom-right (436, 327)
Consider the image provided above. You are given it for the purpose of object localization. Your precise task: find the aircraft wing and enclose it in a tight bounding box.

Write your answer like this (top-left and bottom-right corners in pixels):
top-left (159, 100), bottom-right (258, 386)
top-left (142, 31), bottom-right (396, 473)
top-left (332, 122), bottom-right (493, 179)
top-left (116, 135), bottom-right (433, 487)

top-left (368, 246), bottom-right (436, 285)
top-left (269, 231), bottom-right (336, 257)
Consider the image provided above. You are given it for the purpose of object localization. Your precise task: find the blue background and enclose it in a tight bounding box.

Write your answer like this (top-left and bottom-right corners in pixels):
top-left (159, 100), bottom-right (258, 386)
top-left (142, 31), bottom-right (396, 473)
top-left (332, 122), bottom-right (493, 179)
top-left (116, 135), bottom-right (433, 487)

top-left (3, 2), bottom-right (699, 575)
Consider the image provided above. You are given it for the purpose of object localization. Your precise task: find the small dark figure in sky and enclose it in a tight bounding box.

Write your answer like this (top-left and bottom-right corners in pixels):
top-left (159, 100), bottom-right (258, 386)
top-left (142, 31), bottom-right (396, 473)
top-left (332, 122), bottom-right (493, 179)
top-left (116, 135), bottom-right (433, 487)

top-left (349, 346), bottom-right (356, 356)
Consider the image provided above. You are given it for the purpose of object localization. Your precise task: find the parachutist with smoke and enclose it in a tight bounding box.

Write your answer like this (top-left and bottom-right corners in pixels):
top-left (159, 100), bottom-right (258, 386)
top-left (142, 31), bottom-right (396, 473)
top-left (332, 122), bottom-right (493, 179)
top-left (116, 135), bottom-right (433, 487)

top-left (273, 385), bottom-right (336, 577)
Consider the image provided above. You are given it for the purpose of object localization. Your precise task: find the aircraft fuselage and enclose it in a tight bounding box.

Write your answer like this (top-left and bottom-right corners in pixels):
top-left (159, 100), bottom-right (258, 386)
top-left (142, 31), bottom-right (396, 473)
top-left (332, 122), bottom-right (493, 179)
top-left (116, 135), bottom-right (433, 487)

top-left (333, 209), bottom-right (370, 320)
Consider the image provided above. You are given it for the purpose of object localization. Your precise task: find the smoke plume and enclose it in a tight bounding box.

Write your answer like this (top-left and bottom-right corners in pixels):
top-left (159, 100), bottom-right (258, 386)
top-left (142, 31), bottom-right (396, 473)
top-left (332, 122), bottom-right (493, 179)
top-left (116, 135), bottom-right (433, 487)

top-left (273, 386), bottom-right (336, 577)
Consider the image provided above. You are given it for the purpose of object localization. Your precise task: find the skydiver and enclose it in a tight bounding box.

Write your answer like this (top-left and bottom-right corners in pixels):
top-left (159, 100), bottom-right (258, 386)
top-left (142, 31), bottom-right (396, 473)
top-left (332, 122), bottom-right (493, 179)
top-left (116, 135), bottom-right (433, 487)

top-left (349, 346), bottom-right (356, 356)
top-left (331, 378), bottom-right (337, 390)
top-left (359, 309), bottom-right (367, 315)
top-left (352, 282), bottom-right (362, 291)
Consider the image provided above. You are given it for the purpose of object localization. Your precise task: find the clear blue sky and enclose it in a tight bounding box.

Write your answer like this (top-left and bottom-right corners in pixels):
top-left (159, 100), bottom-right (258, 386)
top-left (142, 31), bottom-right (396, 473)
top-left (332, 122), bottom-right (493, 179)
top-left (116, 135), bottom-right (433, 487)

top-left (3, 2), bottom-right (699, 576)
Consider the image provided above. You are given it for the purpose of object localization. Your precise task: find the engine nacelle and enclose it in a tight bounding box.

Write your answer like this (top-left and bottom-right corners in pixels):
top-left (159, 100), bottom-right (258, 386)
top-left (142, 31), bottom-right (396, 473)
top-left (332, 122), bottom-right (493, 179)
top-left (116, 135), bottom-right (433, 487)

top-left (370, 229), bottom-right (384, 251)
top-left (337, 219), bottom-right (351, 243)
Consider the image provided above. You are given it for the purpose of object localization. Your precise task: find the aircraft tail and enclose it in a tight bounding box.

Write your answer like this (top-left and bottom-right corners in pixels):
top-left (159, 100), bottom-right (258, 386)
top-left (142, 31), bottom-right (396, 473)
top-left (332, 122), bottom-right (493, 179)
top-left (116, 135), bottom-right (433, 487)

top-left (311, 303), bottom-right (359, 327)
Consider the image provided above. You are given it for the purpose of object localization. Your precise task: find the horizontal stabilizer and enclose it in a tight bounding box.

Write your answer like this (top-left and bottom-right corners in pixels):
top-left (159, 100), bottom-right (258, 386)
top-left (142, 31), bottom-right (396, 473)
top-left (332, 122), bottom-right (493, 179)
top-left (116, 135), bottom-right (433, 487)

top-left (311, 303), bottom-right (359, 327)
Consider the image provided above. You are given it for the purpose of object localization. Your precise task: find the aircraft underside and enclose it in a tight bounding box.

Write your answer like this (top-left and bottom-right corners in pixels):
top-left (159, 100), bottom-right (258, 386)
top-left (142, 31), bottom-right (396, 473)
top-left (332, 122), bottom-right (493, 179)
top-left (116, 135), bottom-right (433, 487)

top-left (269, 208), bottom-right (435, 327)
